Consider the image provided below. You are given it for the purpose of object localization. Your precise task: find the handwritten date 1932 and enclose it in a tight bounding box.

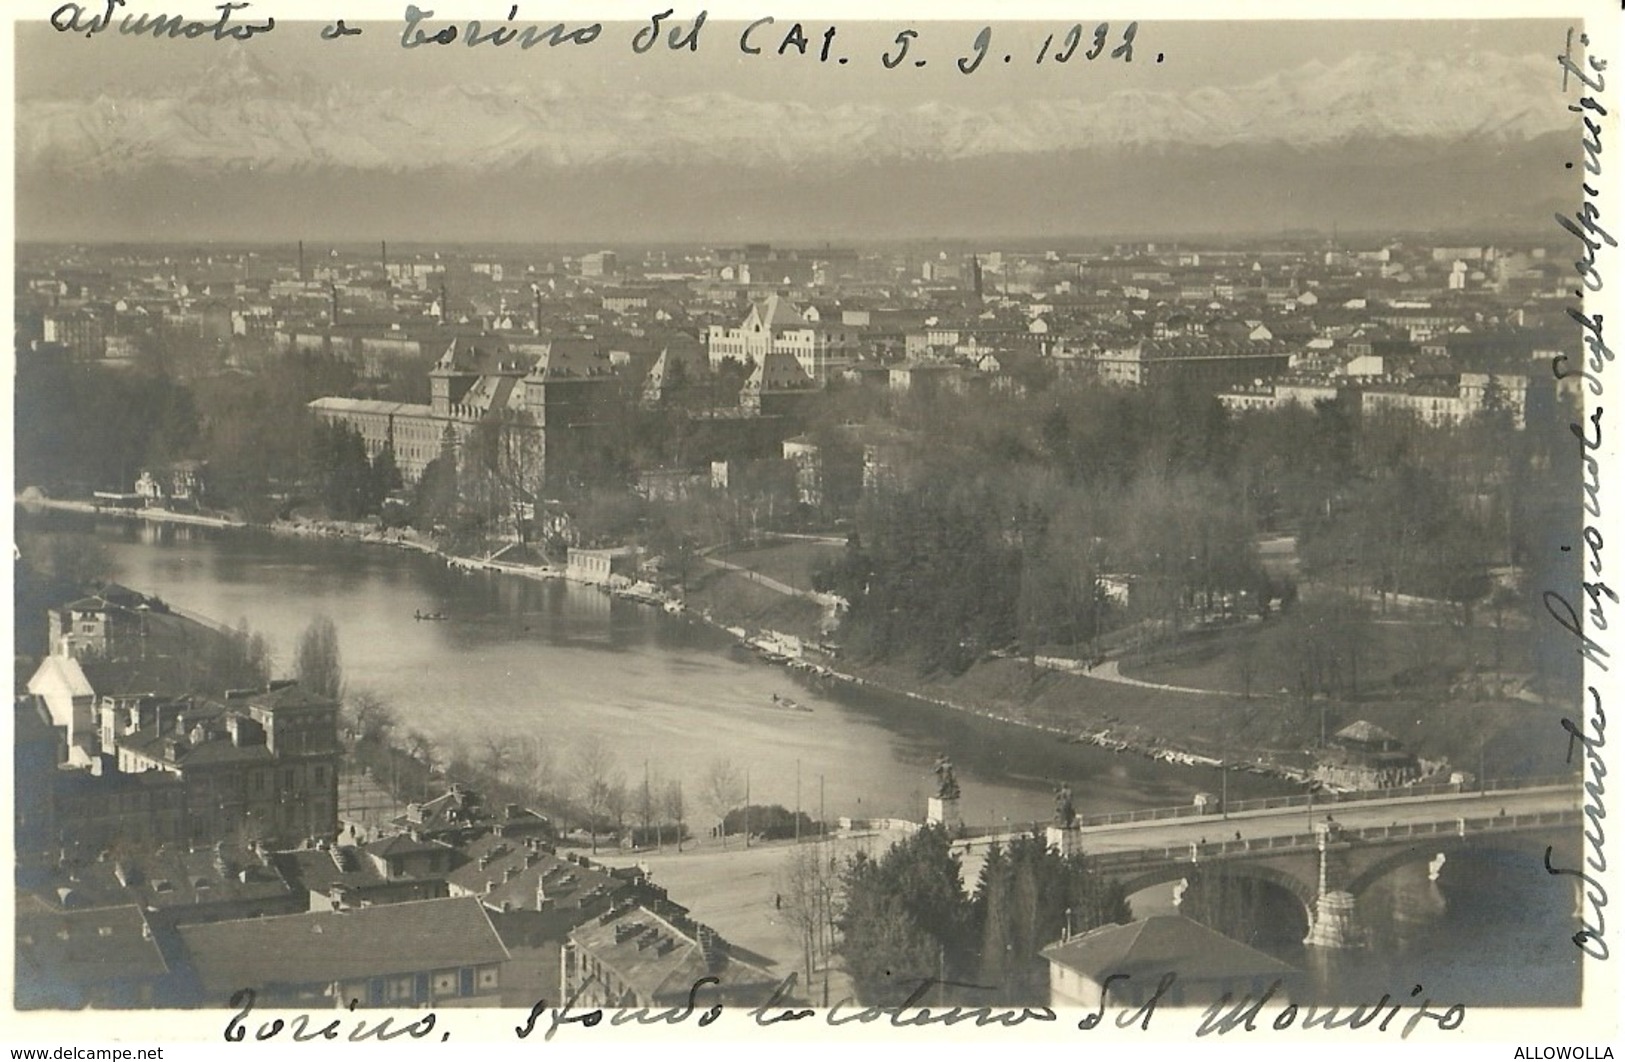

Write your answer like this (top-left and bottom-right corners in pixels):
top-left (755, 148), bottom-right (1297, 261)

top-left (961, 22), bottom-right (1142, 74)
top-left (882, 23), bottom-right (1148, 72)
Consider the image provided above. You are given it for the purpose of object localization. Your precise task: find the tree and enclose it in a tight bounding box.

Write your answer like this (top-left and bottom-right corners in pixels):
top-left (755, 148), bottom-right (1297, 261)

top-left (779, 840), bottom-right (844, 1001)
top-left (372, 444), bottom-right (404, 496)
top-left (969, 832), bottom-right (1131, 1003)
top-left (412, 454), bottom-right (460, 532)
top-left (836, 825), bottom-right (973, 1004)
top-left (605, 782), bottom-right (631, 845)
top-left (479, 734), bottom-right (515, 783)
top-left (703, 757), bottom-right (746, 848)
top-left (572, 736), bottom-right (619, 853)
top-left (663, 779), bottom-right (687, 852)
top-left (509, 736), bottom-right (554, 805)
top-left (348, 689), bottom-right (398, 747)
top-left (198, 617), bottom-right (273, 692)
top-left (310, 421), bottom-right (378, 520)
top-left (295, 615), bottom-right (343, 702)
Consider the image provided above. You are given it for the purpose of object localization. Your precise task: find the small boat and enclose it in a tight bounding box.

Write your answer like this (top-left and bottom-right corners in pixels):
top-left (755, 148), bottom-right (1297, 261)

top-left (414, 610), bottom-right (448, 621)
top-left (770, 694), bottom-right (813, 713)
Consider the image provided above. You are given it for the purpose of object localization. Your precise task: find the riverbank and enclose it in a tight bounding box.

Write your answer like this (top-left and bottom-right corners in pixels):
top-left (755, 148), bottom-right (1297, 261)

top-left (12, 492), bottom-right (1419, 790)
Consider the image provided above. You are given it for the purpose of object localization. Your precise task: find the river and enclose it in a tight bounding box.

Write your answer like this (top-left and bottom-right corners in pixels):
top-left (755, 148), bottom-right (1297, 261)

top-left (18, 510), bottom-right (1583, 1006)
top-left (18, 509), bottom-right (1295, 828)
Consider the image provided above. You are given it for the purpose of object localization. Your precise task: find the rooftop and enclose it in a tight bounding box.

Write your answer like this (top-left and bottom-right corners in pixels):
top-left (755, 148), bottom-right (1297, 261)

top-left (16, 903), bottom-right (168, 1000)
top-left (176, 896), bottom-right (510, 994)
top-left (1041, 915), bottom-right (1298, 983)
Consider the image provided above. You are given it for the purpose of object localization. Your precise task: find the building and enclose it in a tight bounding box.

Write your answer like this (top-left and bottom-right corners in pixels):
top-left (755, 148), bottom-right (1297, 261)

top-left (15, 900), bottom-right (169, 1009)
top-left (446, 836), bottom-right (660, 1007)
top-left (42, 310), bottom-right (109, 360)
top-left (579, 250), bottom-right (618, 278)
top-left (173, 896), bottom-right (510, 1008)
top-left (707, 295), bottom-right (859, 385)
top-left (25, 840), bottom-right (302, 935)
top-left (45, 582), bottom-right (182, 661)
top-left (275, 836), bottom-right (455, 912)
top-left (562, 901), bottom-right (780, 1008)
top-left (1086, 340), bottom-right (1294, 390)
top-left (103, 683), bottom-right (341, 848)
top-left (1041, 915), bottom-right (1300, 1009)
top-left (740, 347), bottom-right (818, 417)
top-left (1313, 720), bottom-right (1421, 791)
top-left (15, 697), bottom-right (65, 852)
top-left (312, 334), bottom-right (626, 488)
top-left (392, 784), bottom-right (552, 846)
top-left (307, 397), bottom-right (453, 483)
top-left (566, 546), bottom-right (642, 585)
top-left (133, 460), bottom-right (207, 511)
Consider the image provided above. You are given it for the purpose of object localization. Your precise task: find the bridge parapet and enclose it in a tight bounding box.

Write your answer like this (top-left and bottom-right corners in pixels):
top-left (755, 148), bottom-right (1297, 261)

top-left (1084, 808), bottom-right (1580, 875)
top-left (1072, 775), bottom-right (1578, 830)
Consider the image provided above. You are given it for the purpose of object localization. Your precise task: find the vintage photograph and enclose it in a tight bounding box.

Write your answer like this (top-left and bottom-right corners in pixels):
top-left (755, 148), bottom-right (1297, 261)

top-left (8, 3), bottom-right (1609, 1039)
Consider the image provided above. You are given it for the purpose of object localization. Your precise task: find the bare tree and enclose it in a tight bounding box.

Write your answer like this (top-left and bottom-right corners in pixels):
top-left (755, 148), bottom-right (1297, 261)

top-left (347, 689), bottom-right (398, 747)
top-left (605, 781), bottom-right (630, 846)
top-left (703, 757), bottom-right (746, 849)
top-left (479, 734), bottom-right (514, 783)
top-left (778, 838), bottom-right (844, 1004)
top-left (639, 768), bottom-right (657, 849)
top-left (509, 735), bottom-right (554, 804)
top-left (572, 736), bottom-right (619, 854)
top-left (663, 779), bottom-right (687, 852)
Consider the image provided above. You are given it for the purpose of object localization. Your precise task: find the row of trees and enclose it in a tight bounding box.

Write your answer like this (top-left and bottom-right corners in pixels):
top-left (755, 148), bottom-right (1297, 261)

top-left (343, 687), bottom-right (798, 856)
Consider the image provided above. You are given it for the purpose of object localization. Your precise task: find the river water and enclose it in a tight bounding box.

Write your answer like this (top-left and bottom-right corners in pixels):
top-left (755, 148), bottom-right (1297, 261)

top-left (18, 510), bottom-right (1584, 1006)
top-left (20, 510), bottom-right (1295, 827)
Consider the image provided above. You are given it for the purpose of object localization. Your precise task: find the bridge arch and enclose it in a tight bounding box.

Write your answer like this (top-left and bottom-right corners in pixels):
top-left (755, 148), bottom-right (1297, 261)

top-left (1118, 858), bottom-right (1318, 927)
top-left (1345, 833), bottom-right (1569, 900)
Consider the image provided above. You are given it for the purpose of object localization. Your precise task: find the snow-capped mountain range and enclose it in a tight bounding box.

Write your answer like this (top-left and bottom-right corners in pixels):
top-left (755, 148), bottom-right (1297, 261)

top-left (18, 47), bottom-right (1569, 177)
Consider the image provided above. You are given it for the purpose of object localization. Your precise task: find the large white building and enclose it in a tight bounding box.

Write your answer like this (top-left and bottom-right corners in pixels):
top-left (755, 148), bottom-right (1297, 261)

top-left (706, 295), bottom-right (860, 385)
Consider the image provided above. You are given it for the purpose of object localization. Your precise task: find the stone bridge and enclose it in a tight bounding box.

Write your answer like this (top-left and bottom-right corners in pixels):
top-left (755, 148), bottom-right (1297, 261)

top-left (1066, 788), bottom-right (1582, 948)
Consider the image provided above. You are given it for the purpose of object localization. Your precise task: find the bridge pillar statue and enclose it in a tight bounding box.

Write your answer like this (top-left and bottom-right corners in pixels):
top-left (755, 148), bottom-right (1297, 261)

top-left (1046, 823), bottom-right (1083, 858)
top-left (1305, 819), bottom-right (1365, 949)
top-left (928, 755), bottom-right (963, 831)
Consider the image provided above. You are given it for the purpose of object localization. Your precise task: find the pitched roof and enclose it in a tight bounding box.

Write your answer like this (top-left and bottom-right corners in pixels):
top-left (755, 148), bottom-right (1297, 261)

top-left (37, 842), bottom-right (292, 913)
top-left (1333, 720), bottom-right (1401, 746)
top-left (365, 833), bottom-right (454, 860)
top-left (1041, 916), bottom-right (1297, 983)
top-left (27, 654), bottom-right (94, 699)
top-left (446, 837), bottom-right (625, 913)
top-left (177, 897), bottom-right (510, 994)
top-left (568, 905), bottom-right (776, 1004)
top-left (274, 846), bottom-right (393, 894)
top-left (745, 349), bottom-right (814, 393)
top-left (749, 294), bottom-right (805, 331)
top-left (524, 336), bottom-right (615, 380)
top-left (16, 904), bottom-right (168, 995)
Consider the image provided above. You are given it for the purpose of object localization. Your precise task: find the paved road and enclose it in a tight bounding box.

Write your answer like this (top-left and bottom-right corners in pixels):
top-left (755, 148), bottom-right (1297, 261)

top-left (593, 828), bottom-right (914, 1003)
